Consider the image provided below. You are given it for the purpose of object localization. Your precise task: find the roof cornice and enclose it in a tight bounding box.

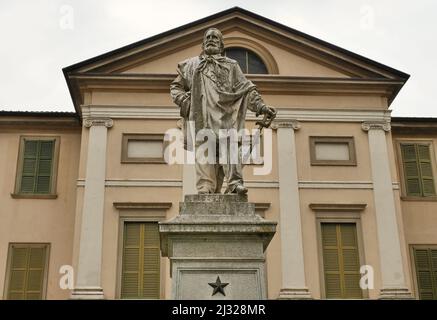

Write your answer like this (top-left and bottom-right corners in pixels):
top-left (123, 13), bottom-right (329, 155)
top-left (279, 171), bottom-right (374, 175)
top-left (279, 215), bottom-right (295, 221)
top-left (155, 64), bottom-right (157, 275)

top-left (0, 111), bottom-right (80, 127)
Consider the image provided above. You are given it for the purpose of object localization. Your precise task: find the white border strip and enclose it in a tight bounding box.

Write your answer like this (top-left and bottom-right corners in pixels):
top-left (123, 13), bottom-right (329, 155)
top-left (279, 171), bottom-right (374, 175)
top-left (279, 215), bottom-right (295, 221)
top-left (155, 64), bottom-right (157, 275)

top-left (76, 179), bottom-right (399, 189)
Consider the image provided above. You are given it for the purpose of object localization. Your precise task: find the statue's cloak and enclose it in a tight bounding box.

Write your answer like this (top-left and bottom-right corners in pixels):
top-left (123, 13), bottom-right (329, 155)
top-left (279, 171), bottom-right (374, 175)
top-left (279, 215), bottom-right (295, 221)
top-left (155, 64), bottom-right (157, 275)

top-left (171, 54), bottom-right (259, 151)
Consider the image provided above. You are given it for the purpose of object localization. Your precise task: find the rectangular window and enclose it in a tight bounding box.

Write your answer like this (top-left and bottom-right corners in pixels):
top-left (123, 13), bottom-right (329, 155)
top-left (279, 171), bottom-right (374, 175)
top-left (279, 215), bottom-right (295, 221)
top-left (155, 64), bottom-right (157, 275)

top-left (4, 244), bottom-right (50, 300)
top-left (412, 247), bottom-right (437, 299)
top-left (400, 143), bottom-right (436, 197)
top-left (121, 222), bottom-right (160, 299)
top-left (310, 137), bottom-right (356, 166)
top-left (121, 134), bottom-right (166, 163)
top-left (13, 137), bottom-right (59, 197)
top-left (321, 223), bottom-right (363, 299)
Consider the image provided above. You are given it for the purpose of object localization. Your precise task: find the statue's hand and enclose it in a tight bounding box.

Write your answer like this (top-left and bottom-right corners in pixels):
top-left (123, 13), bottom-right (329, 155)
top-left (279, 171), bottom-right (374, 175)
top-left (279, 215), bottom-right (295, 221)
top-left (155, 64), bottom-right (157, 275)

top-left (256, 105), bottom-right (277, 129)
top-left (262, 105), bottom-right (276, 119)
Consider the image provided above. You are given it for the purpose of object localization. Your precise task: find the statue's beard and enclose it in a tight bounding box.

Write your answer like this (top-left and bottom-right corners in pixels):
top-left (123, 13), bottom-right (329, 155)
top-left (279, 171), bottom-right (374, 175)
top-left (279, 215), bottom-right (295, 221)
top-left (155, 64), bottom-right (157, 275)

top-left (204, 44), bottom-right (221, 55)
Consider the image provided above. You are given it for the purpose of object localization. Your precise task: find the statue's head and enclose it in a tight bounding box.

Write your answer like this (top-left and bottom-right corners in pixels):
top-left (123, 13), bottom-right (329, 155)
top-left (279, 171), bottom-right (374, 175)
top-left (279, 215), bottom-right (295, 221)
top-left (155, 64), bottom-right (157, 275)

top-left (202, 28), bottom-right (224, 55)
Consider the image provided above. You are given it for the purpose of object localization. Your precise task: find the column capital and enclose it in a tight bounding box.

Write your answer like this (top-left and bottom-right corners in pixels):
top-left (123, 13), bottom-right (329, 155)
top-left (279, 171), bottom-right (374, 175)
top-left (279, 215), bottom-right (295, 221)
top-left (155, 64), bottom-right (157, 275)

top-left (361, 121), bottom-right (391, 132)
top-left (84, 118), bottom-right (113, 128)
top-left (271, 120), bottom-right (301, 130)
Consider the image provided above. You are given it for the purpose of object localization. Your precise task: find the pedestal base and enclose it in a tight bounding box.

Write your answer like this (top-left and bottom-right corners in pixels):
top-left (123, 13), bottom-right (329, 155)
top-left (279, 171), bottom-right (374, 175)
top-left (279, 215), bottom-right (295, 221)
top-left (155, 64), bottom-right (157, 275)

top-left (159, 194), bottom-right (277, 300)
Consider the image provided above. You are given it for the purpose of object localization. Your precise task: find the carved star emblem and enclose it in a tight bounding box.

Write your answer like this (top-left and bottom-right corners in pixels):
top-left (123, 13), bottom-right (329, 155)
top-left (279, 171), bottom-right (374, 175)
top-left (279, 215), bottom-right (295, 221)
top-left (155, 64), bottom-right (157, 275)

top-left (208, 276), bottom-right (229, 296)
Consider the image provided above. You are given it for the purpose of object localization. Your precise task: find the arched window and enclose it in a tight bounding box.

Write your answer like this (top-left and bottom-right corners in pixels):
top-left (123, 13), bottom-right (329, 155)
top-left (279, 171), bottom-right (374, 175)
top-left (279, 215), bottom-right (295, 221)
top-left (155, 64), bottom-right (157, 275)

top-left (224, 47), bottom-right (268, 74)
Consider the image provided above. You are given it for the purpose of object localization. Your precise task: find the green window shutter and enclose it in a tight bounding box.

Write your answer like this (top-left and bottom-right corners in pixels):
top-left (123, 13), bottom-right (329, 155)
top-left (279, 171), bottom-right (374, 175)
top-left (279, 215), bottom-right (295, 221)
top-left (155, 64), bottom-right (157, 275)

top-left (321, 223), bottom-right (362, 299)
top-left (121, 222), bottom-right (160, 299)
top-left (7, 245), bottom-right (47, 300)
top-left (340, 224), bottom-right (362, 298)
top-left (19, 139), bottom-right (54, 194)
top-left (321, 223), bottom-right (341, 298)
top-left (417, 145), bottom-right (436, 196)
top-left (401, 144), bottom-right (422, 196)
top-left (414, 248), bottom-right (437, 299)
top-left (36, 141), bottom-right (54, 193)
top-left (20, 140), bottom-right (38, 193)
top-left (142, 223), bottom-right (160, 298)
top-left (25, 247), bottom-right (47, 299)
top-left (121, 223), bottom-right (141, 298)
top-left (8, 247), bottom-right (28, 299)
top-left (401, 143), bottom-right (436, 197)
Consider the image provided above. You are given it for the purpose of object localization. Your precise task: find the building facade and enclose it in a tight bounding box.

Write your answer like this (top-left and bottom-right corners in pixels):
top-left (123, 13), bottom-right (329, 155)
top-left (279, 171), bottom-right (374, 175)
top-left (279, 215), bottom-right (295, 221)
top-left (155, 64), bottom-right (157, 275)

top-left (1, 8), bottom-right (437, 300)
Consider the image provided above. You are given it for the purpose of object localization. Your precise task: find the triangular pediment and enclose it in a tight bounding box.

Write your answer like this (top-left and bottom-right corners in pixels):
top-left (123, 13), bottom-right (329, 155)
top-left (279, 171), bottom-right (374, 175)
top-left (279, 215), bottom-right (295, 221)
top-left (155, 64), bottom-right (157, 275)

top-left (64, 7), bottom-right (408, 80)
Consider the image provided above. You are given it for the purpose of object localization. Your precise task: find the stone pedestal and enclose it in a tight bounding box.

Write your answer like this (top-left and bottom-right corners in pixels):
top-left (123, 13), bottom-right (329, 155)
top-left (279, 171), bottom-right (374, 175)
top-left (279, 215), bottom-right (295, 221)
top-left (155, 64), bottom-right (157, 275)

top-left (159, 194), bottom-right (277, 299)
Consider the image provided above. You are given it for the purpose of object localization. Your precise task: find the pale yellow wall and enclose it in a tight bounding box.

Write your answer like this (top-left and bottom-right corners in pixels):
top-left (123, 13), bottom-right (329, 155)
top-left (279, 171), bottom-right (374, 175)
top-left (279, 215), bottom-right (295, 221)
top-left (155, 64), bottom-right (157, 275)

top-left (392, 133), bottom-right (437, 297)
top-left (0, 126), bottom-right (81, 299)
top-left (296, 122), bottom-right (373, 182)
top-left (106, 119), bottom-right (182, 180)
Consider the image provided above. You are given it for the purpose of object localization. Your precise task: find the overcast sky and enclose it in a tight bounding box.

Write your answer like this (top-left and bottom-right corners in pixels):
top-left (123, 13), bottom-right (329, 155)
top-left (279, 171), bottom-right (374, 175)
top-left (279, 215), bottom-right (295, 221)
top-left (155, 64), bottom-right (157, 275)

top-left (1, 0), bottom-right (436, 117)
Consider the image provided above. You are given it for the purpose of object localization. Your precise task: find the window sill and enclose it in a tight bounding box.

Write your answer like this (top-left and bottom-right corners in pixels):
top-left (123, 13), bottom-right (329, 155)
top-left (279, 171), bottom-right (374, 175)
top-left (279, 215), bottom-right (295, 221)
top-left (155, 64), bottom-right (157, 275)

top-left (11, 193), bottom-right (58, 199)
top-left (310, 162), bottom-right (357, 166)
top-left (400, 196), bottom-right (437, 202)
top-left (121, 159), bottom-right (167, 164)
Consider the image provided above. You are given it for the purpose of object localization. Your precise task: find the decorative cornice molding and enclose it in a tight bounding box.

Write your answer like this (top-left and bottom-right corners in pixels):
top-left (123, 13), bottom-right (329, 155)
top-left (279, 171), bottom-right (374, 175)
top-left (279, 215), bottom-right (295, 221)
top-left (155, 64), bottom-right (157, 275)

top-left (361, 121), bottom-right (391, 132)
top-left (113, 202), bottom-right (172, 210)
top-left (76, 179), bottom-right (279, 188)
top-left (83, 117), bottom-right (113, 128)
top-left (298, 181), bottom-right (400, 190)
top-left (71, 73), bottom-right (404, 96)
top-left (76, 179), bottom-right (400, 190)
top-left (309, 203), bottom-right (367, 212)
top-left (77, 179), bottom-right (182, 187)
top-left (271, 120), bottom-right (301, 130)
top-left (254, 202), bottom-right (271, 211)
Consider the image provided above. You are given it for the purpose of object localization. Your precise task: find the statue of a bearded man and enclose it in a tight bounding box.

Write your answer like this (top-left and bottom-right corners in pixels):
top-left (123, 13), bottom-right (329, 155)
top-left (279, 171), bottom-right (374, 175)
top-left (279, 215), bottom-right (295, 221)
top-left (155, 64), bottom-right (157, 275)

top-left (170, 28), bottom-right (276, 194)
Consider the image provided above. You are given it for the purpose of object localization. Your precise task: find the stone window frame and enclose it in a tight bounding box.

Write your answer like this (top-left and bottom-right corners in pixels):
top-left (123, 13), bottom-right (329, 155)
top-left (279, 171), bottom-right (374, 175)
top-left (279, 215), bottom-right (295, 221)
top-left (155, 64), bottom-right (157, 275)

top-left (409, 244), bottom-right (437, 299)
top-left (3, 243), bottom-right (51, 300)
top-left (121, 133), bottom-right (168, 164)
top-left (113, 202), bottom-right (172, 300)
top-left (309, 136), bottom-right (357, 166)
top-left (395, 139), bottom-right (437, 201)
top-left (310, 203), bottom-right (368, 299)
top-left (12, 135), bottom-right (60, 199)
